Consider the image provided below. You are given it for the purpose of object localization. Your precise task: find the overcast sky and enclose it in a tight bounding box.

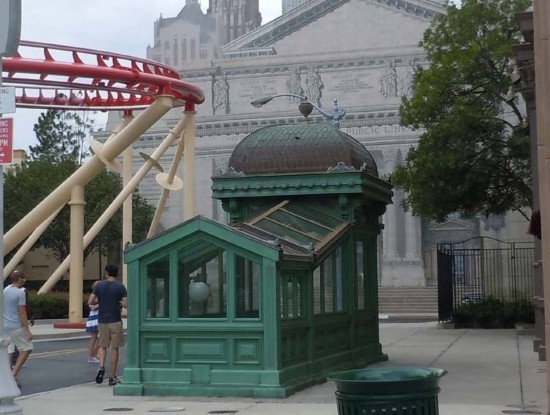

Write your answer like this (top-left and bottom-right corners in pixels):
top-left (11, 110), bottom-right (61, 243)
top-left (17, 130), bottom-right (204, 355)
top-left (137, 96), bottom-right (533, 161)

top-left (6, 0), bottom-right (282, 151)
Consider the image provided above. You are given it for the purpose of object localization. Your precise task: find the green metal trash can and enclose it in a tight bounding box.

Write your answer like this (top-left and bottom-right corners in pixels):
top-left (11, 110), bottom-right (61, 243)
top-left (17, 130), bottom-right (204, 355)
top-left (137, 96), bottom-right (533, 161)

top-left (327, 367), bottom-right (447, 415)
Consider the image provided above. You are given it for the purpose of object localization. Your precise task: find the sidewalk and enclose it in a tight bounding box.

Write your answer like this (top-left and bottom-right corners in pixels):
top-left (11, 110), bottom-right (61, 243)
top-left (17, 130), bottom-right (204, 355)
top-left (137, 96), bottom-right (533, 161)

top-left (14, 321), bottom-right (549, 415)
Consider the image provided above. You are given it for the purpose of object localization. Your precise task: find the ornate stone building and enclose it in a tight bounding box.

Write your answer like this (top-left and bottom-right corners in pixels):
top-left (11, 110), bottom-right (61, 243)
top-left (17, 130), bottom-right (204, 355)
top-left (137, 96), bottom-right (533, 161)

top-left (146, 0), bottom-right (261, 65)
top-left (283, 0), bottom-right (310, 14)
top-left (102, 0), bottom-right (529, 287)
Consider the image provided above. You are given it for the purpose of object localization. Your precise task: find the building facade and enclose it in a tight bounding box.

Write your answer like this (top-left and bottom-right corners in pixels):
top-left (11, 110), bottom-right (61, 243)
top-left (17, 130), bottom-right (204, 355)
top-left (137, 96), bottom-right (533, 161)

top-left (101, 0), bottom-right (530, 287)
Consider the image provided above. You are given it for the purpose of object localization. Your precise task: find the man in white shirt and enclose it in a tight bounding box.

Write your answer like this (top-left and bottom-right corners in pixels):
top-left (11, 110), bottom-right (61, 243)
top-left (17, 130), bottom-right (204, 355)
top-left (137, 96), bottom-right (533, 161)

top-left (3, 270), bottom-right (33, 386)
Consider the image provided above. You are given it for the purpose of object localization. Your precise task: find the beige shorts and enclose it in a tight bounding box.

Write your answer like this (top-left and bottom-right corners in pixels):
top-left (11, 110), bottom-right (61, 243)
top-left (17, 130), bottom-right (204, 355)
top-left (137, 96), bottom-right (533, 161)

top-left (98, 321), bottom-right (125, 349)
top-left (7, 328), bottom-right (33, 353)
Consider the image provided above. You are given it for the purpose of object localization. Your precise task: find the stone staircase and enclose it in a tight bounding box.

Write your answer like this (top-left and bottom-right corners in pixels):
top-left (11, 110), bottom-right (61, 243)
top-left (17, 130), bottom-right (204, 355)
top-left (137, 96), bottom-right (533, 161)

top-left (378, 286), bottom-right (438, 319)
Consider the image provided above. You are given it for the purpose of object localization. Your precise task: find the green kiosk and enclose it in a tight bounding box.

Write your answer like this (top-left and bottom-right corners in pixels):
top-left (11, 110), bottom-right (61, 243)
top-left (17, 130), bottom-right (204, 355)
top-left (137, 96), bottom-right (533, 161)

top-left (117, 120), bottom-right (393, 398)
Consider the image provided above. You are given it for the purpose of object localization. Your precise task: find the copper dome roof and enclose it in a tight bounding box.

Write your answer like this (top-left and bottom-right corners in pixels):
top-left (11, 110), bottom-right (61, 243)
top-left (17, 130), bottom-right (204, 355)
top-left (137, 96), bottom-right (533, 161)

top-left (228, 123), bottom-right (378, 176)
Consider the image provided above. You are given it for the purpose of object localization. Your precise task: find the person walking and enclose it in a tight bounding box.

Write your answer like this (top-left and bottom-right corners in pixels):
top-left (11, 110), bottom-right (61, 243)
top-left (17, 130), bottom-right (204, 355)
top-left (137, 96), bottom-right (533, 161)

top-left (88, 264), bottom-right (127, 386)
top-left (3, 270), bottom-right (33, 388)
top-left (10, 278), bottom-right (34, 368)
top-left (86, 280), bottom-right (100, 363)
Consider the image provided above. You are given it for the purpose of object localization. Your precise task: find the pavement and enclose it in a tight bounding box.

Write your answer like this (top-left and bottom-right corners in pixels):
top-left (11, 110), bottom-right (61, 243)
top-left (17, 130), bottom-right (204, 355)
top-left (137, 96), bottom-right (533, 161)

top-left (6, 320), bottom-right (549, 415)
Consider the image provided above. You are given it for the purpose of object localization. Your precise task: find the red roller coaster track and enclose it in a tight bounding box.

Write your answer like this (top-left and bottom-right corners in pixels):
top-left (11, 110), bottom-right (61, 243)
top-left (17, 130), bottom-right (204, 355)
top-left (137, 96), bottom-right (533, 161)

top-left (1, 41), bottom-right (205, 110)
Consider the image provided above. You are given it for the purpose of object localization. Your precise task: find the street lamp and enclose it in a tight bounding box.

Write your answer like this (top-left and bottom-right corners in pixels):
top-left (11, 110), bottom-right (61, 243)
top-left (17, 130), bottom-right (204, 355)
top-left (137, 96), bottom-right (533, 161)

top-left (250, 93), bottom-right (347, 128)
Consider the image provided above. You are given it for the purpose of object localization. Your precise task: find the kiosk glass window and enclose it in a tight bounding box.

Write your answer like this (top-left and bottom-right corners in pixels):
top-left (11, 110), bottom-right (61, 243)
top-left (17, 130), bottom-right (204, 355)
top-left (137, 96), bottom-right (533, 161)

top-left (177, 242), bottom-right (227, 318)
top-left (235, 254), bottom-right (260, 319)
top-left (146, 256), bottom-right (170, 319)
top-left (280, 272), bottom-right (304, 319)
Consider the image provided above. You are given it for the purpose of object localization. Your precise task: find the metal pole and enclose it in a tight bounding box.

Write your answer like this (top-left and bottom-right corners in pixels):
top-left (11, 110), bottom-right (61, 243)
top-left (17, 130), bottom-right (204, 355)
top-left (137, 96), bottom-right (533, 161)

top-left (122, 111), bottom-right (134, 288)
top-left (147, 113), bottom-right (189, 237)
top-left (0, 58), bottom-right (23, 415)
top-left (183, 103), bottom-right (197, 221)
top-left (0, 1), bottom-right (23, 410)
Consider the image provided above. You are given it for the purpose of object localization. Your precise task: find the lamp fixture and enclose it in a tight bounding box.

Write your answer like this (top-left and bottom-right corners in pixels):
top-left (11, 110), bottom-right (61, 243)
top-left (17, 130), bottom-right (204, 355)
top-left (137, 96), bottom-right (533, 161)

top-left (250, 93), bottom-right (347, 128)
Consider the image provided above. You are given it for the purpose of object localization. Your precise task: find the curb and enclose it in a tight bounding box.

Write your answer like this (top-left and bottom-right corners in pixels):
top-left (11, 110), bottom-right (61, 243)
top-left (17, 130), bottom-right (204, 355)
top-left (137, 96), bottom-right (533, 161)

top-left (33, 329), bottom-right (128, 341)
top-left (33, 331), bottom-right (89, 341)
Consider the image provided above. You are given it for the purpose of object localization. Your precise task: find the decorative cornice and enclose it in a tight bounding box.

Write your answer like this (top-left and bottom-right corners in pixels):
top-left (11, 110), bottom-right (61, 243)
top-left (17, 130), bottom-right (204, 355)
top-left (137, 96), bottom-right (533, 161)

top-left (371, 0), bottom-right (441, 19)
top-left (212, 171), bottom-right (393, 204)
top-left (191, 111), bottom-right (402, 137)
top-left (181, 54), bottom-right (426, 79)
top-left (223, 47), bottom-right (277, 60)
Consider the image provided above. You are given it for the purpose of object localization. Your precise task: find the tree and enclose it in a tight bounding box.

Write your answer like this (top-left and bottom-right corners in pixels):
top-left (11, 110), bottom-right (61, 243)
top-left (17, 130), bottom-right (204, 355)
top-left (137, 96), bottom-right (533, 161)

top-left (392, 0), bottom-right (532, 223)
top-left (29, 109), bottom-right (88, 163)
top-left (5, 109), bottom-right (154, 264)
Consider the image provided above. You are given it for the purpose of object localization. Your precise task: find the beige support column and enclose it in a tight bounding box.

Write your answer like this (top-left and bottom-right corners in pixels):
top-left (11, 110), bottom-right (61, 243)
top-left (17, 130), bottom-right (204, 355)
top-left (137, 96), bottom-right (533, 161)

top-left (38, 115), bottom-right (188, 294)
top-left (4, 95), bottom-right (173, 255)
top-left (533, 0), bottom-right (550, 406)
top-left (183, 106), bottom-right (197, 221)
top-left (147, 114), bottom-right (188, 237)
top-left (122, 111), bottom-right (135, 287)
top-left (68, 185), bottom-right (85, 323)
top-left (4, 207), bottom-right (63, 279)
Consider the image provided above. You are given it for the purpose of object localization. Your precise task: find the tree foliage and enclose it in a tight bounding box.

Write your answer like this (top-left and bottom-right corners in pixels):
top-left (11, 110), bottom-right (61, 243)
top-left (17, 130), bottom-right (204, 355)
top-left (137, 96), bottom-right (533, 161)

top-left (5, 109), bottom-right (154, 263)
top-left (29, 110), bottom-right (88, 163)
top-left (392, 0), bottom-right (532, 222)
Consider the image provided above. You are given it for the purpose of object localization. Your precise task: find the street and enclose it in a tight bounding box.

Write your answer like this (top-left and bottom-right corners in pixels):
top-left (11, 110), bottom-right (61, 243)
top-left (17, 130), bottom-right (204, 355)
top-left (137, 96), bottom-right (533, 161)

top-left (16, 337), bottom-right (126, 396)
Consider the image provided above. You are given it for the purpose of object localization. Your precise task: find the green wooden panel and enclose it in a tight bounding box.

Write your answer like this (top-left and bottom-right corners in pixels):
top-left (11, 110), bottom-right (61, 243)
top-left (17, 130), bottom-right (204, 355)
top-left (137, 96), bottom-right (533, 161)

top-left (142, 336), bottom-right (171, 364)
top-left (141, 368), bottom-right (191, 383)
top-left (210, 370), bottom-right (261, 385)
top-left (176, 338), bottom-right (228, 363)
top-left (234, 338), bottom-right (261, 364)
top-left (191, 365), bottom-right (211, 384)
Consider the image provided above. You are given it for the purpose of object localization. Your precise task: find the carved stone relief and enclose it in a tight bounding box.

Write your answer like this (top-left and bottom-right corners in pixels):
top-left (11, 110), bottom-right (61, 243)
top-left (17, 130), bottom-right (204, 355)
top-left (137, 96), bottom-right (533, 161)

top-left (304, 66), bottom-right (324, 107)
top-left (286, 67), bottom-right (304, 102)
top-left (380, 60), bottom-right (398, 98)
top-left (400, 60), bottom-right (416, 98)
top-left (212, 67), bottom-right (230, 115)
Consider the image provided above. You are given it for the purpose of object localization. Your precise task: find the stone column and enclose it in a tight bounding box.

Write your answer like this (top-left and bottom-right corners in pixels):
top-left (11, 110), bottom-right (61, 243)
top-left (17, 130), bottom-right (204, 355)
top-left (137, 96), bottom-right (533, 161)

top-left (404, 212), bottom-right (421, 261)
top-left (382, 150), bottom-right (398, 260)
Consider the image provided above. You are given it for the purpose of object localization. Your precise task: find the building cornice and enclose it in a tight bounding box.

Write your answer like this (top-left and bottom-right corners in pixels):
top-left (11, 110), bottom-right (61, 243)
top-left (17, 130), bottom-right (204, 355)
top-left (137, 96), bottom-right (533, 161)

top-left (180, 53), bottom-right (428, 79)
top-left (212, 170), bottom-right (393, 204)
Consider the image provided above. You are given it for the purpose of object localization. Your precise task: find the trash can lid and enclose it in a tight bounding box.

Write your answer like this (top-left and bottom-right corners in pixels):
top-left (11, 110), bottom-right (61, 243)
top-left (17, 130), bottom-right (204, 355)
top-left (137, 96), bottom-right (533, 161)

top-left (327, 367), bottom-right (447, 395)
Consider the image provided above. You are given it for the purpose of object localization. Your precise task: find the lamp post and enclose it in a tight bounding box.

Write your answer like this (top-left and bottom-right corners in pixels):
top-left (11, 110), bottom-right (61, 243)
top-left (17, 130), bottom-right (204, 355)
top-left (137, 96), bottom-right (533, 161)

top-left (251, 93), bottom-right (347, 128)
top-left (0, 1), bottom-right (23, 414)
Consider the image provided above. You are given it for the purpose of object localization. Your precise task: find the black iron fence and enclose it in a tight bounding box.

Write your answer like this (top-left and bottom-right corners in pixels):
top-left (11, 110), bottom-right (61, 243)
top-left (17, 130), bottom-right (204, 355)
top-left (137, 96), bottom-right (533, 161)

top-left (437, 237), bottom-right (534, 322)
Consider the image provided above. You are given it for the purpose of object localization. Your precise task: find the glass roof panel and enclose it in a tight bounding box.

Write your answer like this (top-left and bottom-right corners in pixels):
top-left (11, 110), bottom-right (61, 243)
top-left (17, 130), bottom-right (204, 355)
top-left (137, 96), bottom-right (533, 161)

top-left (268, 209), bottom-right (331, 240)
top-left (248, 200), bottom-right (348, 251)
top-left (256, 218), bottom-right (318, 246)
top-left (283, 202), bottom-right (344, 228)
